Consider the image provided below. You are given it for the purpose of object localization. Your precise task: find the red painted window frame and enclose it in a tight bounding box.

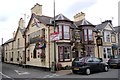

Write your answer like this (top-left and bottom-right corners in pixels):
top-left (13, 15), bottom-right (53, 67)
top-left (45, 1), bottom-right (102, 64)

top-left (58, 46), bottom-right (72, 62)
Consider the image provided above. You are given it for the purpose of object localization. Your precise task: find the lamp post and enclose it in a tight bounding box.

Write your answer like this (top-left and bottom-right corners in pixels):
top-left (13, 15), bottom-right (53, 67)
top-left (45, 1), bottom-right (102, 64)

top-left (53, 0), bottom-right (56, 73)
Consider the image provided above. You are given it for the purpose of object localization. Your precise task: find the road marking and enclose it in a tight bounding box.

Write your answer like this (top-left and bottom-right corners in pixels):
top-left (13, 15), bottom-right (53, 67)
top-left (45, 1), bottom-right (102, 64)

top-left (14, 70), bottom-right (30, 75)
top-left (0, 72), bottom-right (14, 80)
top-left (43, 74), bottom-right (60, 78)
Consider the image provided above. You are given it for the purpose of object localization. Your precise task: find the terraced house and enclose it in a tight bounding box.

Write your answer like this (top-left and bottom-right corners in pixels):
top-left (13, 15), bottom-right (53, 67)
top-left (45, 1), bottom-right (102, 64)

top-left (3, 18), bottom-right (25, 64)
top-left (2, 3), bottom-right (112, 69)
top-left (114, 26), bottom-right (120, 55)
top-left (95, 20), bottom-right (118, 62)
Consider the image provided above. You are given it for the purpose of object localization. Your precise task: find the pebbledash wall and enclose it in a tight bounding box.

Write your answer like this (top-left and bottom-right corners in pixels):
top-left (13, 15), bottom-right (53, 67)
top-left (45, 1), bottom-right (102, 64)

top-left (2, 3), bottom-right (118, 69)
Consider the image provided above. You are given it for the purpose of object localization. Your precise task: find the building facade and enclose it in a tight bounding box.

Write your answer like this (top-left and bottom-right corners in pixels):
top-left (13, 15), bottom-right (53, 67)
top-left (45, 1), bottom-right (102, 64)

top-left (2, 3), bottom-right (116, 69)
top-left (95, 20), bottom-right (118, 62)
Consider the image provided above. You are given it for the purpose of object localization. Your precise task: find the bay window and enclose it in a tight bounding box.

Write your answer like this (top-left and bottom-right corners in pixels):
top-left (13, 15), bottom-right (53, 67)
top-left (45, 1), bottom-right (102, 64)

top-left (58, 46), bottom-right (71, 62)
top-left (104, 31), bottom-right (111, 42)
top-left (58, 25), bottom-right (70, 39)
top-left (84, 29), bottom-right (87, 41)
top-left (83, 29), bottom-right (93, 41)
top-left (88, 30), bottom-right (93, 40)
top-left (64, 25), bottom-right (70, 39)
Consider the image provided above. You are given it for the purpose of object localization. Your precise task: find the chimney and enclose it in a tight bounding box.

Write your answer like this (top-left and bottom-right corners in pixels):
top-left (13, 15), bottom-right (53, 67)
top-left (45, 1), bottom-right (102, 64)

top-left (31, 3), bottom-right (42, 16)
top-left (13, 31), bottom-right (16, 38)
top-left (74, 12), bottom-right (85, 21)
top-left (102, 20), bottom-right (112, 24)
top-left (18, 18), bottom-right (24, 29)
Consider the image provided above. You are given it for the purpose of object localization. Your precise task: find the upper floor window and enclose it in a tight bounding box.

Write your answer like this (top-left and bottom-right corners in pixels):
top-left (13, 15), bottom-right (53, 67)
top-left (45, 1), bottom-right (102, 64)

top-left (88, 30), bottom-right (93, 41)
top-left (111, 34), bottom-right (116, 43)
top-left (84, 29), bottom-right (87, 41)
top-left (18, 38), bottom-right (20, 48)
top-left (58, 25), bottom-right (70, 40)
top-left (12, 42), bottom-right (14, 49)
top-left (104, 31), bottom-right (111, 42)
top-left (84, 29), bottom-right (93, 41)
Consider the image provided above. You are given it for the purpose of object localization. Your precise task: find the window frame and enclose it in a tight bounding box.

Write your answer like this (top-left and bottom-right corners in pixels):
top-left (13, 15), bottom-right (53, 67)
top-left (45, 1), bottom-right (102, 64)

top-left (58, 25), bottom-right (70, 40)
top-left (83, 29), bottom-right (93, 42)
top-left (58, 46), bottom-right (72, 62)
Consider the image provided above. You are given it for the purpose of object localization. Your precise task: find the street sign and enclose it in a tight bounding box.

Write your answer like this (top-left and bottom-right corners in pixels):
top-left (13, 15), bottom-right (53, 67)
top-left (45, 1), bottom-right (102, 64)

top-left (50, 32), bottom-right (59, 41)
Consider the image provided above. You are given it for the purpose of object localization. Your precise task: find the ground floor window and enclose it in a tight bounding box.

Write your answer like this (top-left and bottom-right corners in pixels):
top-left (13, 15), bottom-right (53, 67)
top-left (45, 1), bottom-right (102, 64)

top-left (119, 48), bottom-right (120, 55)
top-left (103, 47), bottom-right (112, 59)
top-left (58, 46), bottom-right (71, 62)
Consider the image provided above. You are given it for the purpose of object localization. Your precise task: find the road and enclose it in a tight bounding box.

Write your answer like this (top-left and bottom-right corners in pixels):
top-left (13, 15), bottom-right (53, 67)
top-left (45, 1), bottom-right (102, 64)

top-left (1, 62), bottom-right (120, 80)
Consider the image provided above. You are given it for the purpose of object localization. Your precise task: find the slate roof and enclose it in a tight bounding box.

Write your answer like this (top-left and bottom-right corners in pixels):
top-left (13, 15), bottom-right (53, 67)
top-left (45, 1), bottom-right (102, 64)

top-left (96, 22), bottom-right (108, 30)
top-left (36, 15), bottom-right (53, 25)
top-left (4, 38), bottom-right (14, 44)
top-left (114, 26), bottom-right (120, 33)
top-left (55, 14), bottom-right (71, 21)
top-left (74, 19), bottom-right (94, 27)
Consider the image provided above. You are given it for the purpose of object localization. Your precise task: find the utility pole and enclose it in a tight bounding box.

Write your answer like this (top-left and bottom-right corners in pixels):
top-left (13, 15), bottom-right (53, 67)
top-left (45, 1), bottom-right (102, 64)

top-left (53, 0), bottom-right (56, 72)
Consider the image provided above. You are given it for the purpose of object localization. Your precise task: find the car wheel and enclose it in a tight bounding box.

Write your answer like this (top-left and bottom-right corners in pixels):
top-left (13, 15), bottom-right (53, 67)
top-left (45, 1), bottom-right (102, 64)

top-left (104, 66), bottom-right (108, 72)
top-left (72, 70), bottom-right (77, 74)
top-left (85, 68), bottom-right (91, 75)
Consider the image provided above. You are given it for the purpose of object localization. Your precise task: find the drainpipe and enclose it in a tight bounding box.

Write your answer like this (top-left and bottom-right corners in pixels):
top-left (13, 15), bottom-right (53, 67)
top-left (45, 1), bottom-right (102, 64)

top-left (48, 26), bottom-right (50, 70)
top-left (24, 34), bottom-right (26, 64)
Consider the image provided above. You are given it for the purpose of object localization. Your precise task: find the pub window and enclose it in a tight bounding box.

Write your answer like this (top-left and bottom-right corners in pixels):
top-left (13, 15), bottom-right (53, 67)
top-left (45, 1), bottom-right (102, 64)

top-left (84, 29), bottom-right (87, 41)
top-left (18, 38), bottom-right (20, 48)
top-left (33, 49), bottom-right (37, 58)
top-left (18, 51), bottom-right (20, 58)
top-left (12, 52), bottom-right (14, 58)
top-left (58, 25), bottom-right (70, 40)
top-left (12, 42), bottom-right (14, 49)
top-left (88, 30), bottom-right (93, 41)
top-left (58, 46), bottom-right (71, 62)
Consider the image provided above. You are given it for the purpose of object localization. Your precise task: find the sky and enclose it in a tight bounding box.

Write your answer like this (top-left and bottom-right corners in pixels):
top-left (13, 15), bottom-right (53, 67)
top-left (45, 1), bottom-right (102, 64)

top-left (0, 0), bottom-right (119, 45)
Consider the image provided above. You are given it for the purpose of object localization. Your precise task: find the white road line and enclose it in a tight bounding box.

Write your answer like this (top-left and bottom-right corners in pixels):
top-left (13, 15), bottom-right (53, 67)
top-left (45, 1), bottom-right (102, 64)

top-left (0, 72), bottom-right (14, 80)
top-left (43, 74), bottom-right (60, 78)
top-left (0, 72), bottom-right (11, 78)
top-left (14, 70), bottom-right (30, 75)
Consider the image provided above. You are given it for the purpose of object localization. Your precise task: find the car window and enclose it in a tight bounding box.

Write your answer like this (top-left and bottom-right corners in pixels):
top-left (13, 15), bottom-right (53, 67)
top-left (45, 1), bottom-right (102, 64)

top-left (114, 56), bottom-right (120, 59)
top-left (73, 57), bottom-right (83, 62)
top-left (93, 58), bottom-right (101, 62)
top-left (87, 57), bottom-right (93, 62)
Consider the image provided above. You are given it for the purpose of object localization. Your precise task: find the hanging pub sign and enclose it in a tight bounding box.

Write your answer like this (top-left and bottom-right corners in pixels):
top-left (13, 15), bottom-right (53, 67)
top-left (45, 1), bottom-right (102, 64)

top-left (29, 31), bottom-right (40, 44)
top-left (96, 37), bottom-right (103, 46)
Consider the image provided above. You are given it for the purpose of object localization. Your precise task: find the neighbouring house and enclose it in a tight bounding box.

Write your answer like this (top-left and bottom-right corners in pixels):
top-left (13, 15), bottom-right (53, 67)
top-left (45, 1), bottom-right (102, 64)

top-left (2, 18), bottom-right (25, 64)
top-left (95, 20), bottom-right (118, 62)
top-left (114, 26), bottom-right (120, 55)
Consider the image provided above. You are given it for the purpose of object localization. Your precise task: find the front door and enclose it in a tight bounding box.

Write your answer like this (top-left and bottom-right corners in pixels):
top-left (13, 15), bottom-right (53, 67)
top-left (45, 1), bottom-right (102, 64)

top-left (103, 47), bottom-right (112, 62)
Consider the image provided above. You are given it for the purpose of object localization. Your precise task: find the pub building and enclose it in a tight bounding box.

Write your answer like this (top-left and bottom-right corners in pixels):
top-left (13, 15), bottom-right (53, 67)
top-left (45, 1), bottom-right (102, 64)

top-left (2, 3), bottom-right (98, 69)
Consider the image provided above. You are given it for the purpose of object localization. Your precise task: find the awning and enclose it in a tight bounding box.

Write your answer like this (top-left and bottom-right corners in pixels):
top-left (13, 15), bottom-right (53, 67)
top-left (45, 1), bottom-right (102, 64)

top-left (112, 44), bottom-right (118, 50)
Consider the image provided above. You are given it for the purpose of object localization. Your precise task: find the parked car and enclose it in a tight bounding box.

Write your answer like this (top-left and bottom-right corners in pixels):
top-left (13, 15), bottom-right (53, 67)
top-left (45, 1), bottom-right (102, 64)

top-left (108, 55), bottom-right (120, 68)
top-left (71, 57), bottom-right (109, 75)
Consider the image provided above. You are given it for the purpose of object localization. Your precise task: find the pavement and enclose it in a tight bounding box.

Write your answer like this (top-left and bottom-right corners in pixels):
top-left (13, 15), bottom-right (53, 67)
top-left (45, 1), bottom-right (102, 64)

top-left (56, 70), bottom-right (72, 75)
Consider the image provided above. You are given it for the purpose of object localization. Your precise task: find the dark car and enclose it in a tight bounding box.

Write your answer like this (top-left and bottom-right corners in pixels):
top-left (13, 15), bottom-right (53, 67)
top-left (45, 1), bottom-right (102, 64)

top-left (71, 57), bottom-right (109, 75)
top-left (108, 55), bottom-right (120, 68)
